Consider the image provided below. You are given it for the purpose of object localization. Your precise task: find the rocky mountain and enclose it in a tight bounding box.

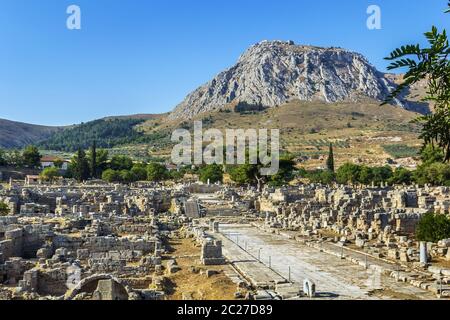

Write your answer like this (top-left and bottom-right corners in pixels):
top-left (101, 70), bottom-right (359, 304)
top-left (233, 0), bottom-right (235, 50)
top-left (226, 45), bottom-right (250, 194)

top-left (169, 40), bottom-right (419, 120)
top-left (0, 118), bottom-right (62, 149)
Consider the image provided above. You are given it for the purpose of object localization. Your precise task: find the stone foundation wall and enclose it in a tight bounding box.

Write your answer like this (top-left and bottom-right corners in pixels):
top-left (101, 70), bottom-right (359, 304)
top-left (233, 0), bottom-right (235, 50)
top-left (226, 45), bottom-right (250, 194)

top-left (201, 239), bottom-right (225, 265)
top-left (37, 267), bottom-right (68, 296)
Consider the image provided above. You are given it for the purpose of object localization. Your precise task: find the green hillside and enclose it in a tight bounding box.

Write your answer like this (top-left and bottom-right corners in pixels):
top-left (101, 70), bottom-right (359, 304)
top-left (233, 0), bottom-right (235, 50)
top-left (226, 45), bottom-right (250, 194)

top-left (0, 118), bottom-right (62, 149)
top-left (37, 117), bottom-right (171, 152)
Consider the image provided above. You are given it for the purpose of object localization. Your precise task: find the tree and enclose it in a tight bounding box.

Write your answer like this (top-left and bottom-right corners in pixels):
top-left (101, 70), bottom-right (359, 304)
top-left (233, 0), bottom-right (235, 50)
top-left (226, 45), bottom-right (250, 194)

top-left (421, 144), bottom-right (445, 165)
top-left (110, 155), bottom-right (133, 171)
top-left (89, 141), bottom-right (97, 178)
top-left (326, 143), bottom-right (335, 172)
top-left (5, 150), bottom-right (24, 168)
top-left (414, 162), bottom-right (450, 186)
top-left (169, 169), bottom-right (184, 181)
top-left (199, 164), bottom-right (223, 184)
top-left (371, 166), bottom-right (393, 184)
top-left (358, 166), bottom-right (374, 185)
top-left (228, 164), bottom-right (258, 185)
top-left (268, 155), bottom-right (296, 186)
top-left (412, 144), bottom-right (450, 186)
top-left (0, 149), bottom-right (6, 166)
top-left (131, 163), bottom-right (148, 181)
top-left (318, 170), bottom-right (336, 184)
top-left (147, 163), bottom-right (168, 181)
top-left (389, 167), bottom-right (413, 185)
top-left (22, 145), bottom-right (41, 168)
top-left (416, 212), bottom-right (450, 243)
top-left (96, 149), bottom-right (109, 174)
top-left (102, 169), bottom-right (120, 183)
top-left (119, 170), bottom-right (137, 184)
top-left (303, 169), bottom-right (336, 185)
top-left (384, 4), bottom-right (450, 162)
top-left (71, 149), bottom-right (90, 182)
top-left (336, 163), bottom-right (361, 185)
top-left (0, 202), bottom-right (9, 216)
top-left (228, 151), bottom-right (295, 189)
top-left (40, 167), bottom-right (60, 183)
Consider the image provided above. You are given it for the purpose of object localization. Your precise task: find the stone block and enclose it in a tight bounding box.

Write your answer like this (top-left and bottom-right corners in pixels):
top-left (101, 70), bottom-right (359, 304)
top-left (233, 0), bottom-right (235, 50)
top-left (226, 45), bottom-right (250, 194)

top-left (355, 239), bottom-right (366, 248)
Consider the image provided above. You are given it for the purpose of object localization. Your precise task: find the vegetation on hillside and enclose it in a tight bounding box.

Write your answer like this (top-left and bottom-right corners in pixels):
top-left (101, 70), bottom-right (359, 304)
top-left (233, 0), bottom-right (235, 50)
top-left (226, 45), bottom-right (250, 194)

top-left (0, 118), bottom-right (60, 149)
top-left (299, 145), bottom-right (450, 186)
top-left (37, 118), bottom-right (171, 152)
top-left (382, 144), bottom-right (420, 159)
top-left (233, 101), bottom-right (267, 114)
top-left (38, 118), bottom-right (145, 151)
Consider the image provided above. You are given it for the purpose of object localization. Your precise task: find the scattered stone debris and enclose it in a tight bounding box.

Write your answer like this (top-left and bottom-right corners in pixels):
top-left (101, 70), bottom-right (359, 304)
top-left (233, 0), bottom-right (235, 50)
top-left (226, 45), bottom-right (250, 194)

top-left (0, 179), bottom-right (449, 299)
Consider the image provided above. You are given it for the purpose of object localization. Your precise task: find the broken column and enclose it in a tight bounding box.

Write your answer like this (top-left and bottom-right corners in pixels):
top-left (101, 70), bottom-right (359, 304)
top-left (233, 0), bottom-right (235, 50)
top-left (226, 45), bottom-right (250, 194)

top-left (420, 241), bottom-right (428, 265)
top-left (303, 279), bottom-right (316, 298)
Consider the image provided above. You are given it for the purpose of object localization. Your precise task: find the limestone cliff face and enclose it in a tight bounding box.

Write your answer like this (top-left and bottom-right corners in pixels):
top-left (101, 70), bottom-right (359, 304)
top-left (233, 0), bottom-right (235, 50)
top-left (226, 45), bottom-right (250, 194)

top-left (169, 40), bottom-right (407, 120)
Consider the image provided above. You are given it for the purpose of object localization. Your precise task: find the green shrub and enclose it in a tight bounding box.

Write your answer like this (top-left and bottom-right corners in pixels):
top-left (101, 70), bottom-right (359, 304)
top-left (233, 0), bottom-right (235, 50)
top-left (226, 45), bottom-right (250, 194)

top-left (389, 167), bottom-right (413, 185)
top-left (0, 202), bottom-right (9, 216)
top-left (102, 169), bottom-right (120, 183)
top-left (416, 213), bottom-right (450, 243)
top-left (199, 164), bottom-right (223, 184)
top-left (147, 163), bottom-right (168, 181)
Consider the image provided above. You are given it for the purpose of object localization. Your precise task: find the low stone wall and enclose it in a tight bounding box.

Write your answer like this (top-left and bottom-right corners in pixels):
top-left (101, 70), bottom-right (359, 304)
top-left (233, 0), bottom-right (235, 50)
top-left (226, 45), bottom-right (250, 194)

top-left (188, 184), bottom-right (222, 194)
top-left (0, 166), bottom-right (39, 181)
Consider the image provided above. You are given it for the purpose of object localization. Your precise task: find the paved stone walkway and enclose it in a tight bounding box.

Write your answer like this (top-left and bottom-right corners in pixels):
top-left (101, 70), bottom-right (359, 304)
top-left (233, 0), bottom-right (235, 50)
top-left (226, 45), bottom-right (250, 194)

top-left (219, 224), bottom-right (436, 300)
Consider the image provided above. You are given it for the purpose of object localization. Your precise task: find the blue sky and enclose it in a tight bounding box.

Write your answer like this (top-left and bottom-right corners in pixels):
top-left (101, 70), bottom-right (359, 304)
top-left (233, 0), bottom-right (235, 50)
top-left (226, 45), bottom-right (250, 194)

top-left (1, 0), bottom-right (449, 126)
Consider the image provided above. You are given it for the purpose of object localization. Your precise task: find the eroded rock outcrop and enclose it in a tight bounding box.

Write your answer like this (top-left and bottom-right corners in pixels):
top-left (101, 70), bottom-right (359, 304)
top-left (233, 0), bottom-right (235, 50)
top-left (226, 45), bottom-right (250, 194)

top-left (169, 40), bottom-right (407, 120)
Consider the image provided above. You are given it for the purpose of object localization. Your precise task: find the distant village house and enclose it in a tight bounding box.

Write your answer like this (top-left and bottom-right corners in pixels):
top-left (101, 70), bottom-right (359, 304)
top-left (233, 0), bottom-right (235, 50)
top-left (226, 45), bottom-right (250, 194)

top-left (40, 156), bottom-right (69, 171)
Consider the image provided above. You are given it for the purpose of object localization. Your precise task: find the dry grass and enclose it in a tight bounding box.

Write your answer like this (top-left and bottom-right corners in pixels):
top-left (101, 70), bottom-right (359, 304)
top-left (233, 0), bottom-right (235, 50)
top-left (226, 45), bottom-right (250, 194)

top-left (139, 100), bottom-right (422, 168)
top-left (368, 288), bottom-right (424, 300)
top-left (163, 237), bottom-right (244, 300)
top-left (318, 229), bottom-right (341, 239)
top-left (431, 258), bottom-right (450, 269)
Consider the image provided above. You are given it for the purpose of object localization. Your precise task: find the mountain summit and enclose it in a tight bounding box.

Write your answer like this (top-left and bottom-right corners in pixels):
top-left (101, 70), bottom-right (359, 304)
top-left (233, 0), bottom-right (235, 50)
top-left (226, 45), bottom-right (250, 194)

top-left (169, 40), bottom-right (407, 120)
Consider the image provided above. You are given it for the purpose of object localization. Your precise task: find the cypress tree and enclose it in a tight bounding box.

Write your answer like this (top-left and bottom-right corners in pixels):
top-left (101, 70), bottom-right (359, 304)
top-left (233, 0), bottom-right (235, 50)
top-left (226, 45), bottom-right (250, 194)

top-left (90, 140), bottom-right (97, 178)
top-left (326, 143), bottom-right (335, 172)
top-left (73, 148), bottom-right (90, 182)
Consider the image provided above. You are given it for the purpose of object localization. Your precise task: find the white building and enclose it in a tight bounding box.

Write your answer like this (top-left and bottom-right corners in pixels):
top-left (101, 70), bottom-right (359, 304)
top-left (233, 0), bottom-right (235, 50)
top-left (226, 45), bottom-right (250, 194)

top-left (40, 156), bottom-right (69, 171)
